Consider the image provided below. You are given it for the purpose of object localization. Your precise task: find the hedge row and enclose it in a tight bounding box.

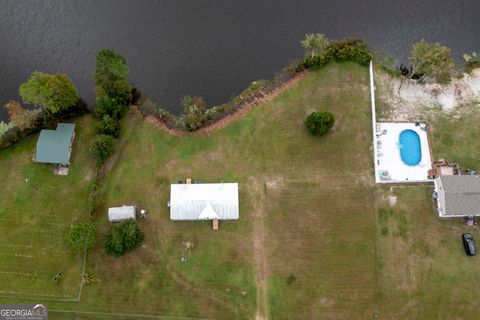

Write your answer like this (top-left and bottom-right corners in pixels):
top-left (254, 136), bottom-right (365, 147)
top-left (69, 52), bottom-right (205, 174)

top-left (296, 38), bottom-right (373, 71)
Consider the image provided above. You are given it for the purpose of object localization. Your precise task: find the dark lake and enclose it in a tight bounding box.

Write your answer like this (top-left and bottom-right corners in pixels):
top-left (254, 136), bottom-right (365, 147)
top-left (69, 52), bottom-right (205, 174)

top-left (0, 0), bottom-right (479, 121)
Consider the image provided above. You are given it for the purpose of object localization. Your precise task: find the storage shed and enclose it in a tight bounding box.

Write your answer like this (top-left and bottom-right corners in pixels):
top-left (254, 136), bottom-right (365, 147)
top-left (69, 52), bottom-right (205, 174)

top-left (34, 123), bottom-right (76, 165)
top-left (169, 183), bottom-right (239, 221)
top-left (108, 205), bottom-right (136, 223)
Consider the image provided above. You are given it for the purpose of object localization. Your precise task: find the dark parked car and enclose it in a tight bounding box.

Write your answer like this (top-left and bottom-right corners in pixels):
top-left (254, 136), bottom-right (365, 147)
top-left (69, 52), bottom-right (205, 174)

top-left (462, 233), bottom-right (476, 256)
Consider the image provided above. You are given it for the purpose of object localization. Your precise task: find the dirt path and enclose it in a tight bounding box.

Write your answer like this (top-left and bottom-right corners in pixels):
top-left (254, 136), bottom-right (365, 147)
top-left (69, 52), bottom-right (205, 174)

top-left (145, 71), bottom-right (307, 136)
top-left (250, 178), bottom-right (269, 320)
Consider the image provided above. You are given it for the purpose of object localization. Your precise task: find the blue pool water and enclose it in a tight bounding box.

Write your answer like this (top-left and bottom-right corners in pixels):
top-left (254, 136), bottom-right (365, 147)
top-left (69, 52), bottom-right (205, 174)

top-left (399, 129), bottom-right (422, 166)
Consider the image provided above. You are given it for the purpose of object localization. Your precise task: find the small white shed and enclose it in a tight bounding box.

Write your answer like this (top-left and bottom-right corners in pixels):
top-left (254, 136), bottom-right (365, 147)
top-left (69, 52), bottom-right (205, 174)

top-left (108, 205), bottom-right (136, 223)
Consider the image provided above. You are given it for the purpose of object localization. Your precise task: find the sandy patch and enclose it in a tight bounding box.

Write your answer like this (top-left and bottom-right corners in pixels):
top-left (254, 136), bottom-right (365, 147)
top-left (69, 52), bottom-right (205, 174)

top-left (376, 68), bottom-right (480, 121)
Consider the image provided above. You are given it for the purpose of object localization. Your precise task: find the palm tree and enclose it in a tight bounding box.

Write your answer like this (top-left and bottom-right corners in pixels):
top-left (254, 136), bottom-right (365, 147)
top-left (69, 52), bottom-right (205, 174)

top-left (300, 33), bottom-right (330, 58)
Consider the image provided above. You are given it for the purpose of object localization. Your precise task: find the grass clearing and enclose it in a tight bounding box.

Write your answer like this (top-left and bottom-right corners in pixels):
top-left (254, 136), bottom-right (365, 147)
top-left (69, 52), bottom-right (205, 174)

top-left (0, 115), bottom-right (97, 300)
top-left (375, 186), bottom-right (480, 319)
top-left (42, 62), bottom-right (376, 319)
top-left (2, 63), bottom-right (479, 319)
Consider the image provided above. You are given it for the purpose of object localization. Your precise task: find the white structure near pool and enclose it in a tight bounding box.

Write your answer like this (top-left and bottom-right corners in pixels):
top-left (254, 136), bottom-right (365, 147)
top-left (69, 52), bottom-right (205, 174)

top-left (374, 122), bottom-right (432, 183)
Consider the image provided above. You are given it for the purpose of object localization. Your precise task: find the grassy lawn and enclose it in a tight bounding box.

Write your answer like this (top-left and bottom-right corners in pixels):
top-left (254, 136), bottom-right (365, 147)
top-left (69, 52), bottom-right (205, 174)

top-left (0, 115), bottom-right (97, 300)
top-left (375, 186), bottom-right (480, 319)
top-left (2, 63), bottom-right (479, 319)
top-left (374, 68), bottom-right (480, 319)
top-left (426, 102), bottom-right (480, 170)
top-left (41, 62), bottom-right (376, 319)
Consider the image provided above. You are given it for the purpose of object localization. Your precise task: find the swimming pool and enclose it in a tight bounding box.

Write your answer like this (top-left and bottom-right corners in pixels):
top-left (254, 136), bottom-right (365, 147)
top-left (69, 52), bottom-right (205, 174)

top-left (399, 129), bottom-right (422, 166)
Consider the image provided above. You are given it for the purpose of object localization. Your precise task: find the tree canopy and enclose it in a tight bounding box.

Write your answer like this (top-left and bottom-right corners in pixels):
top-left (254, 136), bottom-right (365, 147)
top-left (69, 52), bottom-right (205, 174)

top-left (19, 71), bottom-right (79, 114)
top-left (305, 111), bottom-right (335, 136)
top-left (95, 115), bottom-right (120, 138)
top-left (409, 39), bottom-right (455, 83)
top-left (67, 222), bottom-right (97, 250)
top-left (4, 100), bottom-right (38, 130)
top-left (300, 33), bottom-right (330, 58)
top-left (103, 220), bottom-right (144, 256)
top-left (181, 95), bottom-right (208, 131)
top-left (89, 134), bottom-right (116, 163)
top-left (95, 49), bottom-right (132, 117)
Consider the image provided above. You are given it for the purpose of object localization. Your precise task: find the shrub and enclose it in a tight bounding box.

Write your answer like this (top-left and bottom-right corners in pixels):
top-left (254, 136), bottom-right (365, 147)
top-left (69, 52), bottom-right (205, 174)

top-left (89, 134), bottom-right (116, 163)
top-left (103, 220), bottom-right (144, 256)
top-left (95, 115), bottom-right (120, 137)
top-left (131, 87), bottom-right (142, 105)
top-left (297, 38), bottom-right (373, 71)
top-left (180, 95), bottom-right (207, 131)
top-left (95, 49), bottom-right (132, 117)
top-left (67, 223), bottom-right (97, 250)
top-left (95, 96), bottom-right (128, 120)
top-left (300, 33), bottom-right (330, 58)
top-left (4, 101), bottom-right (39, 130)
top-left (305, 111), bottom-right (335, 136)
top-left (0, 121), bottom-right (13, 138)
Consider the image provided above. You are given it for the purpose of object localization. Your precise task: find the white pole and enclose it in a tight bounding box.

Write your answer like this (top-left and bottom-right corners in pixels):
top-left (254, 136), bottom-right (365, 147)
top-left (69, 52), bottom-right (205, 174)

top-left (369, 61), bottom-right (378, 184)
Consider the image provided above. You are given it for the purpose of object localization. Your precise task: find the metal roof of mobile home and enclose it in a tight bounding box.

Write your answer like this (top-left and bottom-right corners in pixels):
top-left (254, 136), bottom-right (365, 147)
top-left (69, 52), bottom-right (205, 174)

top-left (35, 123), bottom-right (75, 164)
top-left (108, 206), bottom-right (136, 222)
top-left (170, 183), bottom-right (239, 220)
top-left (438, 175), bottom-right (480, 216)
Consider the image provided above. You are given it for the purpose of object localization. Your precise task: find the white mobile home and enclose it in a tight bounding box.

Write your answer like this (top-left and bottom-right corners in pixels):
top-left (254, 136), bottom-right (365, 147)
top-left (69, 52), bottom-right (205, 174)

top-left (169, 183), bottom-right (239, 221)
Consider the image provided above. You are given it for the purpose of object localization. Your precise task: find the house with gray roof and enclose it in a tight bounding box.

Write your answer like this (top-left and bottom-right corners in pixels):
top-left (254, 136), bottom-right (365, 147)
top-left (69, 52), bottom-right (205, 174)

top-left (34, 123), bottom-right (76, 165)
top-left (434, 175), bottom-right (480, 217)
top-left (169, 183), bottom-right (239, 221)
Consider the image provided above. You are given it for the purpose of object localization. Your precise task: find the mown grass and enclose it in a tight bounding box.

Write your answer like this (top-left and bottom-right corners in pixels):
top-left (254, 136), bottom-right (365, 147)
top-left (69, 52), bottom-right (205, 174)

top-left (0, 115), bottom-right (97, 300)
top-left (373, 68), bottom-right (480, 319)
top-left (41, 62), bottom-right (375, 319)
top-left (426, 103), bottom-right (480, 170)
top-left (3, 62), bottom-right (479, 319)
top-left (375, 186), bottom-right (480, 319)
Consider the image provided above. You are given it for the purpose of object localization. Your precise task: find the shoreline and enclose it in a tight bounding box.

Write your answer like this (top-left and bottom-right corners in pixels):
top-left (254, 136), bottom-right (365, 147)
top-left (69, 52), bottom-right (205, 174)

top-left (144, 70), bottom-right (308, 136)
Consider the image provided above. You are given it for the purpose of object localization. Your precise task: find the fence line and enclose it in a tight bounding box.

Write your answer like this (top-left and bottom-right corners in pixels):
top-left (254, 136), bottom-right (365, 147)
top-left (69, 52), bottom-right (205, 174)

top-left (369, 61), bottom-right (378, 184)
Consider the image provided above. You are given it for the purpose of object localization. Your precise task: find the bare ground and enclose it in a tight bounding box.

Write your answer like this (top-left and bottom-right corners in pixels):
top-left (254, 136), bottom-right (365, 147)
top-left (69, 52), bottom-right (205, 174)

top-left (375, 67), bottom-right (480, 121)
top-left (249, 177), bottom-right (269, 320)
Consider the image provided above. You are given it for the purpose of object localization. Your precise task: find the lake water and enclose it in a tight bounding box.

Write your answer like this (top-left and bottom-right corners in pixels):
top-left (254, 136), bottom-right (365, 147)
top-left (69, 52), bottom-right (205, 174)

top-left (0, 0), bottom-right (478, 121)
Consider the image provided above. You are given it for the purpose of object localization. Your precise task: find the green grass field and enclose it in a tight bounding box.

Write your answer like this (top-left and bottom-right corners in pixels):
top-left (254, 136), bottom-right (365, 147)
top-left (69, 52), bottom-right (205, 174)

top-left (0, 115), bottom-right (97, 300)
top-left (1, 63), bottom-right (480, 319)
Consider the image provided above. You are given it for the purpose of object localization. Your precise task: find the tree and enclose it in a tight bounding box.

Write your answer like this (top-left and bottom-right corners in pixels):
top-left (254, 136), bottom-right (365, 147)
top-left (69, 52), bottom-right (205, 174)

top-left (95, 96), bottom-right (126, 119)
top-left (181, 95), bottom-right (207, 131)
top-left (95, 49), bottom-right (132, 116)
top-left (409, 39), bottom-right (455, 83)
top-left (103, 220), bottom-right (144, 256)
top-left (305, 111), bottom-right (335, 136)
top-left (95, 115), bottom-right (120, 137)
top-left (67, 223), bottom-right (97, 250)
top-left (89, 134), bottom-right (116, 163)
top-left (19, 71), bottom-right (79, 114)
top-left (300, 33), bottom-right (330, 58)
top-left (463, 52), bottom-right (480, 70)
top-left (0, 121), bottom-right (13, 138)
top-left (4, 100), bottom-right (38, 130)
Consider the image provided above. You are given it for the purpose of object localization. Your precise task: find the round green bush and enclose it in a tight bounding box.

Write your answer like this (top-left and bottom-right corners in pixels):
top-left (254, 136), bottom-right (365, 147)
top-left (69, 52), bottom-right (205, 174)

top-left (103, 220), bottom-right (144, 256)
top-left (95, 115), bottom-right (120, 138)
top-left (305, 111), bottom-right (335, 136)
top-left (89, 134), bottom-right (116, 163)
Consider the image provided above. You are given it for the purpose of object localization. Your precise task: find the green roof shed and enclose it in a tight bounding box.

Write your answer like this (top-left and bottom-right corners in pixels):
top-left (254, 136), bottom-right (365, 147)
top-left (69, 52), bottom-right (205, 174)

top-left (34, 123), bottom-right (76, 165)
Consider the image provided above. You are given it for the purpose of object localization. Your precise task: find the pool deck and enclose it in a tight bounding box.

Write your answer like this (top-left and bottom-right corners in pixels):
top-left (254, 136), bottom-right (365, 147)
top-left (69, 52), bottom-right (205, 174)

top-left (375, 122), bottom-right (433, 183)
